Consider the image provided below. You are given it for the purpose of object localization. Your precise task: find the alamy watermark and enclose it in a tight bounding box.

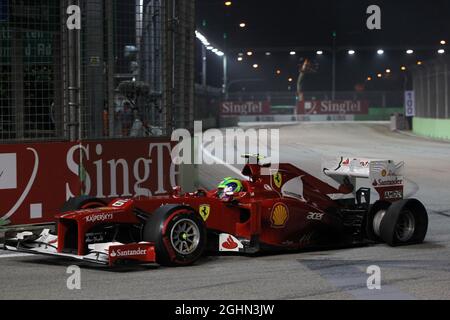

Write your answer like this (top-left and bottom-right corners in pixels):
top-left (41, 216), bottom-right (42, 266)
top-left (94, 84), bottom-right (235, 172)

top-left (366, 265), bottom-right (381, 290)
top-left (66, 5), bottom-right (81, 30)
top-left (67, 5), bottom-right (381, 31)
top-left (367, 5), bottom-right (382, 30)
top-left (171, 121), bottom-right (280, 175)
top-left (66, 265), bottom-right (81, 290)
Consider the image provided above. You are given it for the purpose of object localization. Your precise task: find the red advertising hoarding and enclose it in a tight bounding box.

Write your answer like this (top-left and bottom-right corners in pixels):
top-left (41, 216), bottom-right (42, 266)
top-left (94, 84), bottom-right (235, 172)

top-left (0, 139), bottom-right (176, 226)
top-left (220, 101), bottom-right (271, 116)
top-left (298, 100), bottom-right (369, 115)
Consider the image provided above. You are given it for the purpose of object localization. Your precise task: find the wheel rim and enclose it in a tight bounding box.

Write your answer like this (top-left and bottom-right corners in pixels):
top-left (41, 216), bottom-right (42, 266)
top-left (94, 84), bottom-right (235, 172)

top-left (373, 210), bottom-right (386, 237)
top-left (395, 210), bottom-right (416, 242)
top-left (170, 218), bottom-right (200, 255)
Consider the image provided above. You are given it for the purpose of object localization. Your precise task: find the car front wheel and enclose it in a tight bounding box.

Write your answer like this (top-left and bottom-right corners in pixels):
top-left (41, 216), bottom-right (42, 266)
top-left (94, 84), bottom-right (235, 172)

top-left (142, 205), bottom-right (207, 267)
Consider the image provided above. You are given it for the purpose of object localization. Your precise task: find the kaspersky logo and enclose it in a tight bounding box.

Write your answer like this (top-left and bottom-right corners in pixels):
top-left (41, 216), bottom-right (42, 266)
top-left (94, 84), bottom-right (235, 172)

top-left (85, 213), bottom-right (113, 223)
top-left (110, 248), bottom-right (147, 257)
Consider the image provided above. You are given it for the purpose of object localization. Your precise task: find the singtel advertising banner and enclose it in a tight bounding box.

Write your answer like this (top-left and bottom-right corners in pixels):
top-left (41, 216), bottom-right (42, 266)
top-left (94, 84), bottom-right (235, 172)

top-left (221, 101), bottom-right (271, 116)
top-left (298, 100), bottom-right (370, 115)
top-left (0, 139), bottom-right (176, 226)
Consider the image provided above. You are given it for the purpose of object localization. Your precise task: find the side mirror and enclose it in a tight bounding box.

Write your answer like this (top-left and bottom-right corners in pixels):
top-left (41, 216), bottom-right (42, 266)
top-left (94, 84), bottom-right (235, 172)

top-left (172, 186), bottom-right (182, 197)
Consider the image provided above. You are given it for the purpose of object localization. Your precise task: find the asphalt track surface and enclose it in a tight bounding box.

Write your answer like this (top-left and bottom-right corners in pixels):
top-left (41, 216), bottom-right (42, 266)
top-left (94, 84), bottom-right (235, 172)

top-left (1, 122), bottom-right (450, 300)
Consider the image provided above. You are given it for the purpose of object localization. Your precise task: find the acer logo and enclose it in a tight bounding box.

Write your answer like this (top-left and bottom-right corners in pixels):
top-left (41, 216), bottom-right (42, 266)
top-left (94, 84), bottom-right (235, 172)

top-left (85, 213), bottom-right (113, 223)
top-left (307, 212), bottom-right (324, 221)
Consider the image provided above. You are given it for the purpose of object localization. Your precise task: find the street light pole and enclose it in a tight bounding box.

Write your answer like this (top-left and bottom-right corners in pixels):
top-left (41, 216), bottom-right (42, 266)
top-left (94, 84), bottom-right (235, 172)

top-left (332, 31), bottom-right (337, 100)
top-left (202, 45), bottom-right (207, 88)
top-left (223, 55), bottom-right (228, 98)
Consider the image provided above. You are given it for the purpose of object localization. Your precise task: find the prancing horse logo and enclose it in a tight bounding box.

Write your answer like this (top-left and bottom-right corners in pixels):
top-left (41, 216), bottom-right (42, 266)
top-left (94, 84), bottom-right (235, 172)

top-left (199, 204), bottom-right (211, 221)
top-left (273, 172), bottom-right (282, 189)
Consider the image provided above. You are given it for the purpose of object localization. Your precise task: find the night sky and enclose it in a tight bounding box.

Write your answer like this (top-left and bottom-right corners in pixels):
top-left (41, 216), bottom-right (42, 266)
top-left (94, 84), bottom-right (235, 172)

top-left (196, 0), bottom-right (450, 93)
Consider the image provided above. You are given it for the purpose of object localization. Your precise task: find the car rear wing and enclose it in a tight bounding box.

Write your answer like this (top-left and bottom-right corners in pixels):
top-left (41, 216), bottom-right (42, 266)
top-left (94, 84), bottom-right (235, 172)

top-left (323, 157), bottom-right (405, 201)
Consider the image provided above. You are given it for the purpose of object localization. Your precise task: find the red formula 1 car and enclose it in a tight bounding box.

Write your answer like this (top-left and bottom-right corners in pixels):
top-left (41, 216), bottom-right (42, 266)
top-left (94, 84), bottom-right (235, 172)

top-left (4, 155), bottom-right (428, 267)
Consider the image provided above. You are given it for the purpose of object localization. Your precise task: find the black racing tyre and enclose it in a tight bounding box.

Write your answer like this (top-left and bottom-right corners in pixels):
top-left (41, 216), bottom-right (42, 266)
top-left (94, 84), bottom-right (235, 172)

top-left (380, 199), bottom-right (428, 247)
top-left (142, 205), bottom-right (207, 267)
top-left (365, 201), bottom-right (392, 242)
top-left (61, 196), bottom-right (107, 213)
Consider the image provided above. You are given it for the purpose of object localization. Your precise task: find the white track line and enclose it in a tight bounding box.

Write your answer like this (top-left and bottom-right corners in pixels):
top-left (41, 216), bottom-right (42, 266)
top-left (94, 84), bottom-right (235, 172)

top-left (0, 252), bottom-right (32, 259)
top-left (201, 141), bottom-right (246, 179)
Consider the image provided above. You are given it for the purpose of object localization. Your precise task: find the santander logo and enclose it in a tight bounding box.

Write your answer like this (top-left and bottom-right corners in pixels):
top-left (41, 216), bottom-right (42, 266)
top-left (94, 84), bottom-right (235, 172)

top-left (110, 248), bottom-right (147, 257)
top-left (219, 234), bottom-right (243, 252)
top-left (221, 235), bottom-right (238, 250)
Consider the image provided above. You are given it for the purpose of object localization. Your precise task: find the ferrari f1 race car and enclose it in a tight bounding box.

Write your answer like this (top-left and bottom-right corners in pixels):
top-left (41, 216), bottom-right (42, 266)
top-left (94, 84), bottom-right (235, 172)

top-left (4, 155), bottom-right (428, 267)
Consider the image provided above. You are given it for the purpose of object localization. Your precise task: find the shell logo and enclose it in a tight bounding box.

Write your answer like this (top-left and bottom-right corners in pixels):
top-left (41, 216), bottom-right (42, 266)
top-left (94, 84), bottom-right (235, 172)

top-left (270, 203), bottom-right (289, 228)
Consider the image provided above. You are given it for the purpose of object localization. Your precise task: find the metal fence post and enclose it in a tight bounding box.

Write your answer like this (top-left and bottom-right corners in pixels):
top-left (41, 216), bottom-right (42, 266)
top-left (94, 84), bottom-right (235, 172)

top-left (105, 0), bottom-right (115, 138)
top-left (164, 0), bottom-right (174, 134)
top-left (67, 0), bottom-right (81, 141)
top-left (11, 4), bottom-right (24, 140)
top-left (84, 0), bottom-right (104, 139)
top-left (445, 63), bottom-right (449, 119)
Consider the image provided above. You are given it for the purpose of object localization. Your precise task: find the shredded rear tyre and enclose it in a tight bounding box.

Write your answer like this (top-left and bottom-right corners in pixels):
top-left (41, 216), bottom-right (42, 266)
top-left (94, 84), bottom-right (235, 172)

top-left (379, 199), bottom-right (428, 246)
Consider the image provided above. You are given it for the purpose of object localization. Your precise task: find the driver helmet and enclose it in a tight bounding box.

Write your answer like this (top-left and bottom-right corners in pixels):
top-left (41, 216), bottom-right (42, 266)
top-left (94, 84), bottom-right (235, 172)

top-left (217, 177), bottom-right (243, 199)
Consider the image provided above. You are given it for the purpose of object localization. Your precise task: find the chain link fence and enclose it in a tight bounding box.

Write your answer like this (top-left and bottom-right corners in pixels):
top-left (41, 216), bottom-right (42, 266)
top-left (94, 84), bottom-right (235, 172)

top-left (0, 0), bottom-right (195, 143)
top-left (412, 57), bottom-right (450, 119)
top-left (0, 0), bottom-right (61, 141)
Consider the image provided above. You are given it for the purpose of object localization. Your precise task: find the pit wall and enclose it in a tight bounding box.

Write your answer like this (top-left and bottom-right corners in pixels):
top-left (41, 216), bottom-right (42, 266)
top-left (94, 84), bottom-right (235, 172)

top-left (413, 117), bottom-right (450, 141)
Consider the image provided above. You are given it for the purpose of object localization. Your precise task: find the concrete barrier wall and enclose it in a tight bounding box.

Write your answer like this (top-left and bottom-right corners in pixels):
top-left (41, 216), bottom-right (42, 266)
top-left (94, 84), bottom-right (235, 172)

top-left (354, 107), bottom-right (404, 121)
top-left (413, 117), bottom-right (450, 141)
top-left (234, 108), bottom-right (403, 123)
top-left (239, 115), bottom-right (297, 122)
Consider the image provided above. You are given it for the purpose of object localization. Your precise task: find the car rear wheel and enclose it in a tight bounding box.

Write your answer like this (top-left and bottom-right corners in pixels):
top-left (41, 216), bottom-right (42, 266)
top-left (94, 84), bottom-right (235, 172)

top-left (142, 205), bottom-right (206, 267)
top-left (379, 199), bottom-right (428, 246)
